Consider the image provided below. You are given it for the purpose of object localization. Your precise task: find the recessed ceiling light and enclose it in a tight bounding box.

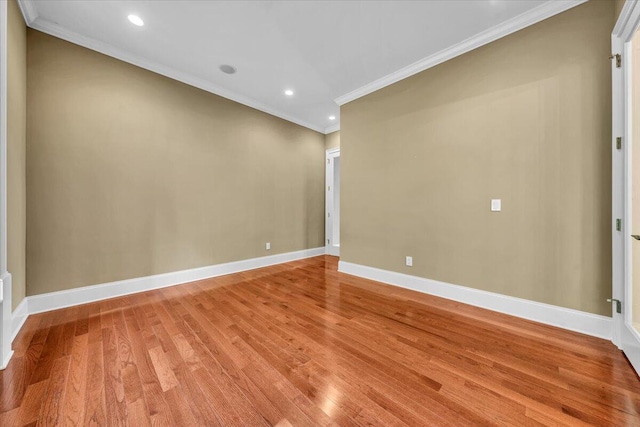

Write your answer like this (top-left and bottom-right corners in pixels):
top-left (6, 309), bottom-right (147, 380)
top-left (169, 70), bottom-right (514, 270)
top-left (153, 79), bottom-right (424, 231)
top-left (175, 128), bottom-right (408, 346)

top-left (219, 64), bottom-right (237, 75)
top-left (128, 14), bottom-right (144, 26)
top-left (284, 89), bottom-right (294, 96)
top-left (329, 115), bottom-right (336, 121)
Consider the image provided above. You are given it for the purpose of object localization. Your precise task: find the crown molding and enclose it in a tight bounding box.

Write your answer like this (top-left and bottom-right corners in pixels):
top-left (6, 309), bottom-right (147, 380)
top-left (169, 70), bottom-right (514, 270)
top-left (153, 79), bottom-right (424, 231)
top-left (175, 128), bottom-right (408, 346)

top-left (22, 13), bottom-right (328, 134)
top-left (324, 124), bottom-right (340, 134)
top-left (613, 0), bottom-right (639, 41)
top-left (18, 0), bottom-right (586, 131)
top-left (335, 0), bottom-right (588, 106)
top-left (16, 0), bottom-right (37, 25)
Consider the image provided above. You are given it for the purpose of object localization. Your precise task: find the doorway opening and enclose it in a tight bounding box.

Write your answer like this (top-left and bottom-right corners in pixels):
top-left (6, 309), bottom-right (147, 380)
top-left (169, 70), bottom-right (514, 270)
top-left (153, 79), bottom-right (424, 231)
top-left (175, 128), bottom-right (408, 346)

top-left (326, 148), bottom-right (340, 257)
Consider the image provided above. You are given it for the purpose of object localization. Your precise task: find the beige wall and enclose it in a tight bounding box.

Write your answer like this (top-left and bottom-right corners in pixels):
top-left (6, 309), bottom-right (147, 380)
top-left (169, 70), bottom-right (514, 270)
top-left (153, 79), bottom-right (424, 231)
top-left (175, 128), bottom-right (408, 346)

top-left (341, 1), bottom-right (614, 316)
top-left (8, 0), bottom-right (27, 310)
top-left (27, 30), bottom-right (325, 296)
top-left (325, 131), bottom-right (340, 151)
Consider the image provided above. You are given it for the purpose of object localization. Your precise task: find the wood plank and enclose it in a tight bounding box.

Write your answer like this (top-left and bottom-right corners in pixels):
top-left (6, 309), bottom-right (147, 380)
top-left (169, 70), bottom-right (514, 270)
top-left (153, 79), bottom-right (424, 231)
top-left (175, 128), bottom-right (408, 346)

top-left (1, 256), bottom-right (639, 426)
top-left (83, 341), bottom-right (107, 427)
top-left (148, 347), bottom-right (178, 393)
top-left (38, 355), bottom-right (72, 426)
top-left (102, 326), bottom-right (128, 426)
top-left (61, 334), bottom-right (89, 426)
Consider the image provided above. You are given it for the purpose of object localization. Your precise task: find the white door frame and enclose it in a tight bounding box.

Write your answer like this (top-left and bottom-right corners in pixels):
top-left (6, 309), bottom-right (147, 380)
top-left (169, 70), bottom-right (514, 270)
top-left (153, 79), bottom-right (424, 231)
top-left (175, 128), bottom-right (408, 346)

top-left (612, 0), bottom-right (640, 374)
top-left (0, 0), bottom-right (14, 369)
top-left (326, 148), bottom-right (340, 256)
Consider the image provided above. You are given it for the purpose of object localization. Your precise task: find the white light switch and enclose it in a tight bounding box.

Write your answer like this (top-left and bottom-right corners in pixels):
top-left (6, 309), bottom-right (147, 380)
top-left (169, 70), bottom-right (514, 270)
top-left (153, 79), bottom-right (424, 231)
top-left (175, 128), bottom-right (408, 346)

top-left (491, 199), bottom-right (501, 212)
top-left (405, 256), bottom-right (413, 267)
top-left (266, 242), bottom-right (271, 250)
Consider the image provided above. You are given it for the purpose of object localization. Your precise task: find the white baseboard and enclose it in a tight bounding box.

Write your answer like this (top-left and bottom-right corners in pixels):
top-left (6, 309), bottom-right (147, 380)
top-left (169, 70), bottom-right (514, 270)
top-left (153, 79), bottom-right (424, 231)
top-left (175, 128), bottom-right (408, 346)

top-left (325, 245), bottom-right (340, 257)
top-left (338, 261), bottom-right (612, 340)
top-left (26, 247), bottom-right (324, 315)
top-left (1, 272), bottom-right (12, 370)
top-left (1, 349), bottom-right (13, 370)
top-left (4, 247), bottom-right (324, 367)
top-left (11, 297), bottom-right (28, 341)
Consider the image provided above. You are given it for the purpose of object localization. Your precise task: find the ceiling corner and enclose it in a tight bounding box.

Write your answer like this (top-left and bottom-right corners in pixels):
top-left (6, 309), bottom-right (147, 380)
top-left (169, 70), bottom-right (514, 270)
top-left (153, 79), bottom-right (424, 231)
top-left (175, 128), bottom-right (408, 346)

top-left (335, 0), bottom-right (588, 106)
top-left (24, 12), bottom-right (326, 134)
top-left (16, 0), bottom-right (38, 25)
top-left (324, 124), bottom-right (340, 135)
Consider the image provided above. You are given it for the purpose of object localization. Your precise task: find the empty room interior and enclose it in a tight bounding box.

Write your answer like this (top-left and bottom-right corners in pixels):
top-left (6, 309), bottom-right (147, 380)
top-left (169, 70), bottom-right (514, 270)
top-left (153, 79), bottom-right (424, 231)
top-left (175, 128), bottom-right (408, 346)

top-left (2, 0), bottom-right (640, 425)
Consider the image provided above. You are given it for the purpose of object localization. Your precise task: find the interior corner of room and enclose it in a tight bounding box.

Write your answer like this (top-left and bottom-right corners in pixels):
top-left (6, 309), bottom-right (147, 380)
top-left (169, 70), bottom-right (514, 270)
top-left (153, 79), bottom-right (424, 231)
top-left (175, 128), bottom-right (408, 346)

top-left (1, 0), bottom-right (640, 418)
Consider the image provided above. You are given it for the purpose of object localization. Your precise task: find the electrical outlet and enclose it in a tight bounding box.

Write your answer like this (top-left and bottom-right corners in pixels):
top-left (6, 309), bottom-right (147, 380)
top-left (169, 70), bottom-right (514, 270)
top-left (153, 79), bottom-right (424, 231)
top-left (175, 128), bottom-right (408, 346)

top-left (266, 242), bottom-right (271, 250)
top-left (491, 199), bottom-right (501, 212)
top-left (405, 256), bottom-right (413, 267)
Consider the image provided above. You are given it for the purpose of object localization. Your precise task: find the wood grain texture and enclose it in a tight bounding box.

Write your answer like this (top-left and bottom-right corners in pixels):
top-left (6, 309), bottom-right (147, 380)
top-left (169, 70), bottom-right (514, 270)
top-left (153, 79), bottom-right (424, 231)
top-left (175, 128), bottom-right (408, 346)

top-left (1, 256), bottom-right (639, 426)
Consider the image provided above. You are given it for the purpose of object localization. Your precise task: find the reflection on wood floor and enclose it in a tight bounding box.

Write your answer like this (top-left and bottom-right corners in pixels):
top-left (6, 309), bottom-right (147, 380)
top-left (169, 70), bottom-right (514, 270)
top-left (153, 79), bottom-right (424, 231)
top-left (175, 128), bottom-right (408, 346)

top-left (1, 255), bottom-right (639, 426)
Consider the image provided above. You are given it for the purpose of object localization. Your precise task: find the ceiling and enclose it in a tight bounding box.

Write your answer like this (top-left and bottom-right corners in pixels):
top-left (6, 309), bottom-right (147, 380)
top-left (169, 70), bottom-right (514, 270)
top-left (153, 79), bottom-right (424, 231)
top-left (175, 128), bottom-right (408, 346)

top-left (18, 0), bottom-right (585, 134)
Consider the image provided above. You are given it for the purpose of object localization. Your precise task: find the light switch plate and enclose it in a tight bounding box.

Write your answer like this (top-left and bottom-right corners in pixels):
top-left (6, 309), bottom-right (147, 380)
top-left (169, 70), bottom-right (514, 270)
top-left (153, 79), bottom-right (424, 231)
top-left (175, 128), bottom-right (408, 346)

top-left (266, 242), bottom-right (271, 250)
top-left (491, 199), bottom-right (501, 212)
top-left (405, 256), bottom-right (413, 267)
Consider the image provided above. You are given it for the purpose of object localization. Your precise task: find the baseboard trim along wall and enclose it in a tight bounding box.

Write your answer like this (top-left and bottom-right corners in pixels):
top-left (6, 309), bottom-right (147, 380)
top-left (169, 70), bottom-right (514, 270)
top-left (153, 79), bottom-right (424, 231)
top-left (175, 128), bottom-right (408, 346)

top-left (10, 249), bottom-right (612, 350)
top-left (11, 247), bottom-right (325, 341)
top-left (11, 297), bottom-right (28, 341)
top-left (338, 261), bottom-right (613, 340)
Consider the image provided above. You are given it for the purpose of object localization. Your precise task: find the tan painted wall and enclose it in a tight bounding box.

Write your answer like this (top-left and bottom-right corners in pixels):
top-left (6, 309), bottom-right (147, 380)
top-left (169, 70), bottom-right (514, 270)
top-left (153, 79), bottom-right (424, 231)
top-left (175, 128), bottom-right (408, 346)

top-left (8, 0), bottom-right (27, 310)
top-left (341, 0), bottom-right (614, 316)
top-left (325, 131), bottom-right (340, 151)
top-left (26, 30), bottom-right (325, 296)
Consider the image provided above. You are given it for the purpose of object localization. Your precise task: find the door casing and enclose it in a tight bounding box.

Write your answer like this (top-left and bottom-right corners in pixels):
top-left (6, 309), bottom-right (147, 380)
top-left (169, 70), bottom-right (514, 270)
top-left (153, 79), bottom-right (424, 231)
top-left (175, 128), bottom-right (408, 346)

top-left (612, 0), bottom-right (640, 374)
top-left (326, 148), bottom-right (340, 257)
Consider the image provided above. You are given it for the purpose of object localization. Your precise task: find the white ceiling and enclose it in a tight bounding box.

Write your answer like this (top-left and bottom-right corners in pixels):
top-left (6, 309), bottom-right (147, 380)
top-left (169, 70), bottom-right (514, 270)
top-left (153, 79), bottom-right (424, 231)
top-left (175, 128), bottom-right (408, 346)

top-left (18, 0), bottom-right (585, 134)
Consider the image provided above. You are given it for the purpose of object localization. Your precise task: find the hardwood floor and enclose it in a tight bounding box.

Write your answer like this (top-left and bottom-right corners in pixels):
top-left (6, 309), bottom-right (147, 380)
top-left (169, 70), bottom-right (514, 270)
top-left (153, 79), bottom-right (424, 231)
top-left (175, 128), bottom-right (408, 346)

top-left (1, 255), bottom-right (639, 426)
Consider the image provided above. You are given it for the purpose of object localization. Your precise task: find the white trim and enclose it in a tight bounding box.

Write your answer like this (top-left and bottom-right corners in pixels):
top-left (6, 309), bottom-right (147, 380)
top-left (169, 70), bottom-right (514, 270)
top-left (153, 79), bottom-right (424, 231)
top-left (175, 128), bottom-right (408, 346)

top-left (0, 0), bottom-right (12, 370)
top-left (0, 0), bottom-right (7, 281)
top-left (326, 246), bottom-right (340, 257)
top-left (0, 273), bottom-right (11, 369)
top-left (7, 247), bottom-right (325, 351)
top-left (613, 41), bottom-right (625, 347)
top-left (614, 0), bottom-right (640, 41)
top-left (27, 247), bottom-right (324, 315)
top-left (325, 148), bottom-right (340, 257)
top-left (339, 261), bottom-right (613, 340)
top-left (612, 0), bottom-right (640, 375)
top-left (19, 11), bottom-right (327, 134)
top-left (0, 348), bottom-right (12, 370)
top-left (620, 321), bottom-right (640, 369)
top-left (324, 124), bottom-right (340, 134)
top-left (11, 298), bottom-right (27, 341)
top-left (16, 0), bottom-right (37, 25)
top-left (611, 10), bottom-right (628, 350)
top-left (335, 0), bottom-right (587, 106)
top-left (17, 0), bottom-right (585, 130)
